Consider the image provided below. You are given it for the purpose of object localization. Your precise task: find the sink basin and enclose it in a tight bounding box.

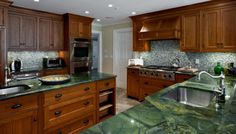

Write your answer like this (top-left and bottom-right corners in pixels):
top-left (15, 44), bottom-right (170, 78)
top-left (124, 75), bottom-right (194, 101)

top-left (162, 86), bottom-right (215, 107)
top-left (0, 85), bottom-right (31, 96)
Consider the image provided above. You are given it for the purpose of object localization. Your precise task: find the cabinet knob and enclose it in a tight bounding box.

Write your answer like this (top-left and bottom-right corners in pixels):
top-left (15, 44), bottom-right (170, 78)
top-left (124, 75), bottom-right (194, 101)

top-left (83, 119), bottom-right (89, 125)
top-left (105, 82), bottom-right (110, 86)
top-left (55, 93), bottom-right (62, 99)
top-left (54, 111), bottom-right (62, 117)
top-left (84, 87), bottom-right (90, 91)
top-left (163, 85), bottom-right (168, 88)
top-left (11, 104), bottom-right (22, 109)
top-left (83, 101), bottom-right (90, 106)
top-left (144, 82), bottom-right (148, 85)
top-left (57, 130), bottom-right (62, 134)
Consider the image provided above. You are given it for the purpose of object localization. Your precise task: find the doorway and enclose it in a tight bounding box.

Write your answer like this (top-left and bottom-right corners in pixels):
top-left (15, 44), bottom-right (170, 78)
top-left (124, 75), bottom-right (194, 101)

top-left (92, 31), bottom-right (102, 72)
top-left (113, 28), bottom-right (132, 89)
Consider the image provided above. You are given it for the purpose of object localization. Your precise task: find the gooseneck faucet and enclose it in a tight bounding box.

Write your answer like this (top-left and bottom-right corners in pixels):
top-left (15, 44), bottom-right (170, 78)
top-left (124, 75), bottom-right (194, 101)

top-left (198, 71), bottom-right (226, 103)
top-left (4, 66), bottom-right (13, 86)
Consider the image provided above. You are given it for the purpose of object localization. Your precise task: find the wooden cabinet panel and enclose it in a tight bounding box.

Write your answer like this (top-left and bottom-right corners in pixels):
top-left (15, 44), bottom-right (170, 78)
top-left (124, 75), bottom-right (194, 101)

top-left (0, 7), bottom-right (6, 26)
top-left (44, 82), bottom-right (96, 106)
top-left (127, 68), bottom-right (140, 99)
top-left (8, 13), bottom-right (21, 49)
top-left (52, 20), bottom-right (64, 50)
top-left (39, 18), bottom-right (51, 50)
top-left (44, 94), bottom-right (96, 128)
top-left (39, 18), bottom-right (64, 50)
top-left (175, 74), bottom-right (194, 83)
top-left (8, 13), bottom-right (37, 50)
top-left (0, 28), bottom-right (6, 85)
top-left (202, 9), bottom-right (221, 51)
top-left (132, 21), bottom-right (150, 51)
top-left (221, 7), bottom-right (236, 51)
top-left (79, 22), bottom-right (91, 38)
top-left (0, 94), bottom-right (38, 134)
top-left (69, 19), bottom-right (80, 37)
top-left (97, 78), bottom-right (115, 92)
top-left (181, 11), bottom-right (200, 52)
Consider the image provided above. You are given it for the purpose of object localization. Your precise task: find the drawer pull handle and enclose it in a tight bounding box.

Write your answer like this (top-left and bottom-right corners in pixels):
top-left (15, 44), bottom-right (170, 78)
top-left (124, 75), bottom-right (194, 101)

top-left (144, 82), bottom-right (149, 85)
top-left (55, 94), bottom-right (62, 99)
top-left (84, 87), bottom-right (90, 91)
top-left (163, 85), bottom-right (168, 88)
top-left (105, 82), bottom-right (110, 86)
top-left (54, 111), bottom-right (62, 117)
top-left (83, 119), bottom-right (89, 125)
top-left (57, 130), bottom-right (62, 134)
top-left (11, 104), bottom-right (22, 109)
top-left (83, 101), bottom-right (90, 106)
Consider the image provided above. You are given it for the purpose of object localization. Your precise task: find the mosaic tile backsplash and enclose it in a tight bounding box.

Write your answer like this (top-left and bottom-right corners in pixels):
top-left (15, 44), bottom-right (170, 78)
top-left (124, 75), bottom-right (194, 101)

top-left (8, 51), bottom-right (59, 69)
top-left (138, 40), bottom-right (236, 72)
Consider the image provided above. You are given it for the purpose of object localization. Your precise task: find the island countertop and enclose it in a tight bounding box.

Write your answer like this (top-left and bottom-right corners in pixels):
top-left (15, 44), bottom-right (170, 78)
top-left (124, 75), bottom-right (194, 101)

top-left (0, 72), bottom-right (116, 101)
top-left (81, 75), bottom-right (236, 134)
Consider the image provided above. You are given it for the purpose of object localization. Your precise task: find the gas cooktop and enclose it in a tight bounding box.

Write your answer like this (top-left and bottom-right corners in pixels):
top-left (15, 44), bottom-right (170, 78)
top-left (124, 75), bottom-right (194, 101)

top-left (141, 65), bottom-right (180, 71)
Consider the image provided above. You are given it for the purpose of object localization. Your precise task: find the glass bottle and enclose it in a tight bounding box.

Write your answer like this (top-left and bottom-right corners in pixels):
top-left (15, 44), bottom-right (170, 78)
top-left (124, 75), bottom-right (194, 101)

top-left (214, 62), bottom-right (224, 75)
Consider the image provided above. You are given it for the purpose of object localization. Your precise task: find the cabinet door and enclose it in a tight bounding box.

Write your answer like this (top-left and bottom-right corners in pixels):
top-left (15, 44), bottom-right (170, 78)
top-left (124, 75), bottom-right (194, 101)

top-left (202, 9), bottom-right (221, 51)
top-left (69, 20), bottom-right (80, 37)
top-left (0, 110), bottom-right (38, 134)
top-left (0, 7), bottom-right (6, 26)
top-left (39, 18), bottom-right (52, 50)
top-left (181, 11), bottom-right (200, 52)
top-left (221, 7), bottom-right (236, 51)
top-left (127, 69), bottom-right (140, 99)
top-left (20, 16), bottom-right (37, 50)
top-left (52, 20), bottom-right (64, 50)
top-left (79, 22), bottom-right (91, 38)
top-left (8, 14), bottom-right (21, 50)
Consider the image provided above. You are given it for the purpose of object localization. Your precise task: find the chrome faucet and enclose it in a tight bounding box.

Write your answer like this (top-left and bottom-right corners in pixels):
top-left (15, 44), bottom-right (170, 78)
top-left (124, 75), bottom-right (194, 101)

top-left (198, 71), bottom-right (226, 103)
top-left (4, 66), bottom-right (13, 86)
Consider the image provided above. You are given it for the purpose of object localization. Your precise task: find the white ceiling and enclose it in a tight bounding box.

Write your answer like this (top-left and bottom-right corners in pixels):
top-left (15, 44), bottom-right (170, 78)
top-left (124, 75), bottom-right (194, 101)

top-left (12, 0), bottom-right (209, 26)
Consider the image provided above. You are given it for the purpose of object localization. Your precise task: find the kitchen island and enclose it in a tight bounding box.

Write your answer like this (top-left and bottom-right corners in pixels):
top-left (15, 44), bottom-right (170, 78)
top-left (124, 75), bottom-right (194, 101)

top-left (81, 75), bottom-right (236, 134)
top-left (0, 71), bottom-right (116, 134)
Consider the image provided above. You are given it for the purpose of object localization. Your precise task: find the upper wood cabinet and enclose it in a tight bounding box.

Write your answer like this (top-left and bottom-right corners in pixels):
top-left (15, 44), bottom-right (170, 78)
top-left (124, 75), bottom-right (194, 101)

top-left (8, 13), bottom-right (37, 50)
top-left (0, 7), bottom-right (7, 26)
top-left (65, 13), bottom-right (93, 39)
top-left (132, 21), bottom-right (150, 51)
top-left (202, 6), bottom-right (236, 52)
top-left (39, 18), bottom-right (64, 50)
top-left (181, 11), bottom-right (200, 52)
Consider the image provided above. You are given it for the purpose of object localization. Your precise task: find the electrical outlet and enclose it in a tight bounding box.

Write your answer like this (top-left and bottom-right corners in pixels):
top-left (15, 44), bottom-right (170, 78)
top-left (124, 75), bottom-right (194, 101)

top-left (195, 59), bottom-right (200, 65)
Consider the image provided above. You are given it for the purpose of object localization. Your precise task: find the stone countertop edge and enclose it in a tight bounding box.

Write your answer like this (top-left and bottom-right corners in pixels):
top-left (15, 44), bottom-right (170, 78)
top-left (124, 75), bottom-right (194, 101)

top-left (0, 72), bottom-right (116, 101)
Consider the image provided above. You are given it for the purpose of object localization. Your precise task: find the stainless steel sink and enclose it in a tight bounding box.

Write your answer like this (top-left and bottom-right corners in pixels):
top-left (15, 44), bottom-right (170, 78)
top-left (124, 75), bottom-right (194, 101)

top-left (0, 85), bottom-right (31, 96)
top-left (162, 86), bottom-right (215, 107)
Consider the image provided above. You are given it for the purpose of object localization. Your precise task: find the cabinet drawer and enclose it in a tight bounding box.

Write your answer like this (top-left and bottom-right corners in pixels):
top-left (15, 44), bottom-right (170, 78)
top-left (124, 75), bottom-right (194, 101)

top-left (44, 111), bottom-right (96, 134)
top-left (0, 94), bottom-right (38, 116)
top-left (44, 94), bottom-right (96, 128)
top-left (44, 82), bottom-right (96, 106)
top-left (97, 78), bottom-right (115, 92)
top-left (127, 68), bottom-right (139, 76)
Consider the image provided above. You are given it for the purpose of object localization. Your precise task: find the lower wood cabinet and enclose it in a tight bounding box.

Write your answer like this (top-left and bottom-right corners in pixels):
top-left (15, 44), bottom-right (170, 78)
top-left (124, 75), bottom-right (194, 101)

top-left (0, 94), bottom-right (38, 134)
top-left (127, 68), bottom-right (140, 100)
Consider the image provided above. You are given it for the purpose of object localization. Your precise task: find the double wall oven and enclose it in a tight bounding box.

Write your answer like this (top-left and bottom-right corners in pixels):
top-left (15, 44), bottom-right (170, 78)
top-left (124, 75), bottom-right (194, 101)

top-left (70, 38), bottom-right (92, 74)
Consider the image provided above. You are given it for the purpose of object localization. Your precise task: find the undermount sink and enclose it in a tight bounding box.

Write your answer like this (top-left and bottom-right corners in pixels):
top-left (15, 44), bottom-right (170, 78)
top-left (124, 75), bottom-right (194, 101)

top-left (0, 85), bottom-right (31, 96)
top-left (162, 86), bottom-right (215, 108)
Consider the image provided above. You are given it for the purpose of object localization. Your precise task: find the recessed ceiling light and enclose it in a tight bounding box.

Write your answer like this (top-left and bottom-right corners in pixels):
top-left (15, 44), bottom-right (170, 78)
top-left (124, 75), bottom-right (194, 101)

top-left (132, 12), bottom-right (136, 15)
top-left (85, 11), bottom-right (90, 14)
top-left (34, 0), bottom-right (39, 2)
top-left (108, 4), bottom-right (113, 7)
top-left (96, 19), bottom-right (101, 22)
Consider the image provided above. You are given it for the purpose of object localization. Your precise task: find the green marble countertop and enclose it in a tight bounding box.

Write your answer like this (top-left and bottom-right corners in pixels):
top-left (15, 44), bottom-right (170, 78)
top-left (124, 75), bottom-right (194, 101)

top-left (0, 72), bottom-right (116, 101)
top-left (81, 74), bottom-right (236, 134)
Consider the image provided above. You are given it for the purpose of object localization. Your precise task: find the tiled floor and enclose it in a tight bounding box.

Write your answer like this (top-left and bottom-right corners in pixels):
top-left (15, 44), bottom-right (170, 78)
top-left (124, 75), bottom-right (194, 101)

top-left (116, 88), bottom-right (140, 114)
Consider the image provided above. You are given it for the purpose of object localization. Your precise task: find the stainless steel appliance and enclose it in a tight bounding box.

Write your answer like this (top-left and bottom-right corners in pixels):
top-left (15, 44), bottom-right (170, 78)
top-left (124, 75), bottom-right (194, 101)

top-left (70, 38), bottom-right (92, 74)
top-left (10, 59), bottom-right (23, 72)
top-left (43, 57), bottom-right (65, 68)
top-left (139, 65), bottom-right (179, 81)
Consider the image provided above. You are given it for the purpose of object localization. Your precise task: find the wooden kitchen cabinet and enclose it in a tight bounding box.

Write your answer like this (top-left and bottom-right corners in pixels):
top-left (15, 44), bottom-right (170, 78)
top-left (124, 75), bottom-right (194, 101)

top-left (202, 6), bottom-right (236, 52)
top-left (181, 11), bottom-right (200, 52)
top-left (8, 13), bottom-right (37, 50)
top-left (65, 13), bottom-right (93, 39)
top-left (140, 77), bottom-right (175, 101)
top-left (0, 94), bottom-right (38, 134)
top-left (39, 18), bottom-right (64, 51)
top-left (132, 21), bottom-right (150, 51)
top-left (97, 78), bottom-right (116, 122)
top-left (127, 68), bottom-right (140, 100)
top-left (0, 7), bottom-right (7, 26)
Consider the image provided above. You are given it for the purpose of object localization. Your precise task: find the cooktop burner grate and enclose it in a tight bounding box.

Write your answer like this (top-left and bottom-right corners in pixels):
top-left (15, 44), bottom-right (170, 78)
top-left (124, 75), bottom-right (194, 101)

top-left (142, 65), bottom-right (179, 71)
